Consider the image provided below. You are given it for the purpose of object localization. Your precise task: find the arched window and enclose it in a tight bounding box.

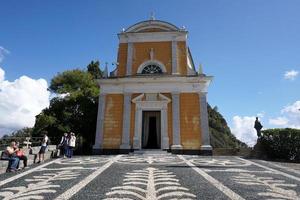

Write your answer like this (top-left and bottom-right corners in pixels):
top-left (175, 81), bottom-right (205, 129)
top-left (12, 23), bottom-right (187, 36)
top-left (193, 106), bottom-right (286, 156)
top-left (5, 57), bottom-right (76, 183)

top-left (141, 64), bottom-right (163, 74)
top-left (137, 60), bottom-right (167, 74)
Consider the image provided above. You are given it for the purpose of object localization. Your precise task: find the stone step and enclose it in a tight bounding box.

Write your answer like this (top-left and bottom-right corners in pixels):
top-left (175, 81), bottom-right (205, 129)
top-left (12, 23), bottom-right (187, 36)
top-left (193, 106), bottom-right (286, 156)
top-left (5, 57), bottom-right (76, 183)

top-left (131, 149), bottom-right (170, 155)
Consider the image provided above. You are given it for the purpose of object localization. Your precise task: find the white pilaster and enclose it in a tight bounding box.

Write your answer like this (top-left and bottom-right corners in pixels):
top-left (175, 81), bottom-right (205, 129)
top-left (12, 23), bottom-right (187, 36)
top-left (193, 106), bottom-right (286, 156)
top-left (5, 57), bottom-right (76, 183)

top-left (133, 105), bottom-right (142, 149)
top-left (171, 40), bottom-right (179, 75)
top-left (126, 42), bottom-right (133, 76)
top-left (120, 93), bottom-right (131, 149)
top-left (161, 105), bottom-right (169, 149)
top-left (199, 92), bottom-right (212, 150)
top-left (93, 93), bottom-right (106, 149)
top-left (171, 92), bottom-right (182, 149)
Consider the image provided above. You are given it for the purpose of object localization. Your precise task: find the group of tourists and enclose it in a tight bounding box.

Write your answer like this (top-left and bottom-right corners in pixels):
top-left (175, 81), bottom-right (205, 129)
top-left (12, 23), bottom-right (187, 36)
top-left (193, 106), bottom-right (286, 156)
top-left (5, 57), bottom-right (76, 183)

top-left (2, 131), bottom-right (76, 173)
top-left (58, 132), bottom-right (76, 158)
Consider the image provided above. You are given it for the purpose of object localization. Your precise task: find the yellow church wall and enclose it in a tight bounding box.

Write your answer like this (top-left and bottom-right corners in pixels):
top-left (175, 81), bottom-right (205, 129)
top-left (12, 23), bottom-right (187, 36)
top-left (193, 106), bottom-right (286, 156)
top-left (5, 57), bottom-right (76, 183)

top-left (180, 93), bottom-right (201, 149)
top-left (116, 41), bottom-right (189, 77)
top-left (116, 43), bottom-right (128, 77)
top-left (102, 94), bottom-right (124, 149)
top-left (177, 41), bottom-right (187, 75)
top-left (132, 42), bottom-right (172, 74)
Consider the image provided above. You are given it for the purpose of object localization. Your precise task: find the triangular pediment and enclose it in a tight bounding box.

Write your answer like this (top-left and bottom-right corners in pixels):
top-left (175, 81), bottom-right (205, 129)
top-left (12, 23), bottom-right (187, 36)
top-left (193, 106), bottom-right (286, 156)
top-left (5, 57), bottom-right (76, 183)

top-left (132, 93), bottom-right (171, 103)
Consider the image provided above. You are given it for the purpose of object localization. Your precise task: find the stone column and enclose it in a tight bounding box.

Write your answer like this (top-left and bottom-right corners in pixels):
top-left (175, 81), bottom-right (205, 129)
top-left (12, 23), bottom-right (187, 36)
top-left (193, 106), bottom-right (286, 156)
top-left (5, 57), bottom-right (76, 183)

top-left (171, 40), bottom-right (178, 75)
top-left (120, 93), bottom-right (131, 150)
top-left (171, 92), bottom-right (182, 150)
top-left (199, 92), bottom-right (212, 151)
top-left (161, 104), bottom-right (169, 149)
top-left (93, 93), bottom-right (106, 151)
top-left (133, 105), bottom-right (142, 149)
top-left (126, 42), bottom-right (133, 76)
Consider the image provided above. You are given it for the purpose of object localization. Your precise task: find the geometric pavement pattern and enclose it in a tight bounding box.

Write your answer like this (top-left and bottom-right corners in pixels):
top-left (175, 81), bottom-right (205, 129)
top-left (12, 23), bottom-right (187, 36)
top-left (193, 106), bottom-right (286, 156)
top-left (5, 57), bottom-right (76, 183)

top-left (0, 154), bottom-right (299, 200)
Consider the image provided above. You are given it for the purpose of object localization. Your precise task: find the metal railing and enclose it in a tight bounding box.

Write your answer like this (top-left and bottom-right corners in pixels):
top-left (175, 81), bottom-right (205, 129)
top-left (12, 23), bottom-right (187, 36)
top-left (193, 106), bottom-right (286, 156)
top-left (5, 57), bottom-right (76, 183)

top-left (0, 137), bottom-right (60, 151)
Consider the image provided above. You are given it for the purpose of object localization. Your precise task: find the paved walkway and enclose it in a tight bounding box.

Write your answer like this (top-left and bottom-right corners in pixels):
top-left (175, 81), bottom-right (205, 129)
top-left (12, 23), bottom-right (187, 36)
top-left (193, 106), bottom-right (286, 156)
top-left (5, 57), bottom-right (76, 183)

top-left (0, 154), bottom-right (299, 200)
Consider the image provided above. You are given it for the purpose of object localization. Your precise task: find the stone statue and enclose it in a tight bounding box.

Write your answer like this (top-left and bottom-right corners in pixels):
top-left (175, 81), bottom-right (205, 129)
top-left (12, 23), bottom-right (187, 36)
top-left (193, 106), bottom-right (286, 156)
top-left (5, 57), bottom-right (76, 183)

top-left (254, 117), bottom-right (263, 137)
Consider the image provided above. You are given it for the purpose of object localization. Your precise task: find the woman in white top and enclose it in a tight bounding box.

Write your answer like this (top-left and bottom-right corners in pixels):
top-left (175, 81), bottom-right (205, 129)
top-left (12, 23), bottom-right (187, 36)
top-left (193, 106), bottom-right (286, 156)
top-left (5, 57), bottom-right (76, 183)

top-left (37, 132), bottom-right (49, 163)
top-left (67, 132), bottom-right (76, 158)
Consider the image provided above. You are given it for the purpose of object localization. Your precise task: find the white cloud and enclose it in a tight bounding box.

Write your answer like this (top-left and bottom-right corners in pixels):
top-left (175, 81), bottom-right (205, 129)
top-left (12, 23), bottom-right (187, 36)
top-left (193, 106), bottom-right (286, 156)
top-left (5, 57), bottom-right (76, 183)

top-left (0, 67), bottom-right (50, 137)
top-left (231, 115), bottom-right (258, 147)
top-left (282, 101), bottom-right (300, 114)
top-left (0, 46), bottom-right (9, 63)
top-left (269, 117), bottom-right (289, 126)
top-left (284, 70), bottom-right (299, 80)
top-left (0, 67), bottom-right (4, 83)
top-left (280, 101), bottom-right (300, 128)
top-left (267, 101), bottom-right (300, 129)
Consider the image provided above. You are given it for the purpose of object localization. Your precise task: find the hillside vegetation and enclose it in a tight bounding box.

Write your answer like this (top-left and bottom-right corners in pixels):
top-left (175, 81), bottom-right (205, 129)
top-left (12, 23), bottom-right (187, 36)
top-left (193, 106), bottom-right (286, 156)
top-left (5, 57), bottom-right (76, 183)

top-left (208, 104), bottom-right (247, 148)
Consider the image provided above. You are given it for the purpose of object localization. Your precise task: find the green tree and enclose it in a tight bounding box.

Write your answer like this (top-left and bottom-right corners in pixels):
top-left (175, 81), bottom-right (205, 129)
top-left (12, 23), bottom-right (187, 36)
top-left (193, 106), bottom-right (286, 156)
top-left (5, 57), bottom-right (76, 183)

top-left (87, 60), bottom-right (102, 79)
top-left (33, 65), bottom-right (101, 154)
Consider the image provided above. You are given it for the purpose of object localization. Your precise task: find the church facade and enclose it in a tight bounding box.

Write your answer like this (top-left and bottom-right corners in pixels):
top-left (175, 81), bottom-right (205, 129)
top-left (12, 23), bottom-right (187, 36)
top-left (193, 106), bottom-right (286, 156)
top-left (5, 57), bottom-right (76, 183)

top-left (93, 19), bottom-right (213, 154)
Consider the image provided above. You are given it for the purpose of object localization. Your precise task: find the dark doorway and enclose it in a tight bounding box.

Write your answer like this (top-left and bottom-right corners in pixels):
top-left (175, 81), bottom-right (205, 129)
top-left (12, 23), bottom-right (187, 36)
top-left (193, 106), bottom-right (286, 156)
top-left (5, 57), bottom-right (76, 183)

top-left (142, 111), bottom-right (161, 149)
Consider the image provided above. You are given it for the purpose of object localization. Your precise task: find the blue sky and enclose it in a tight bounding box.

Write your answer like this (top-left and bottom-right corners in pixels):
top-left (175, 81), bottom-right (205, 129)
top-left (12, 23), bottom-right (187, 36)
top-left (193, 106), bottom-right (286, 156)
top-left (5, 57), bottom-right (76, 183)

top-left (0, 0), bottom-right (299, 144)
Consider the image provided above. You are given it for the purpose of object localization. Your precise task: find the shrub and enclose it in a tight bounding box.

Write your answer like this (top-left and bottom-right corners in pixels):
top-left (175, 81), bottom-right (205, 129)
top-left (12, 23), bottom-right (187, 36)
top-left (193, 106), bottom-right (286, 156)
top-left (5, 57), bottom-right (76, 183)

top-left (260, 128), bottom-right (300, 161)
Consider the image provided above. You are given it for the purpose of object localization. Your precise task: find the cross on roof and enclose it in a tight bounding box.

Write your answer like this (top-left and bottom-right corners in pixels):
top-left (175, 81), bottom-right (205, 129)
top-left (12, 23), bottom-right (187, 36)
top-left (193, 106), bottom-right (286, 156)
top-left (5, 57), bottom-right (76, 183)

top-left (150, 12), bottom-right (155, 20)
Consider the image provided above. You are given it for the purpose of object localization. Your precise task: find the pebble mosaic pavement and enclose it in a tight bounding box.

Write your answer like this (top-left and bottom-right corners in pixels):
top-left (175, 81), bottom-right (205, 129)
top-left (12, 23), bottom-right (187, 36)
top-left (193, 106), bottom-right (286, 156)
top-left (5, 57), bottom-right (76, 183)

top-left (0, 154), bottom-right (299, 200)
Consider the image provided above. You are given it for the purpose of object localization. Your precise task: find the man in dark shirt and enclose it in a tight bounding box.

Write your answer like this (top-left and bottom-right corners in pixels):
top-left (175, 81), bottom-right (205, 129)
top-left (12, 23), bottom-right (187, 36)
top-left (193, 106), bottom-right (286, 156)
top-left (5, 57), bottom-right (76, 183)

top-left (254, 117), bottom-right (263, 137)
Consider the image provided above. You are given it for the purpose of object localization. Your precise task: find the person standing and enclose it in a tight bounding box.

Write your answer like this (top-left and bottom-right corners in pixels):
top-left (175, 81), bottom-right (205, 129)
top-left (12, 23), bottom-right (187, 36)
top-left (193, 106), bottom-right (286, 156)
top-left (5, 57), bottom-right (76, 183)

top-left (254, 117), bottom-right (263, 138)
top-left (37, 131), bottom-right (49, 163)
top-left (59, 133), bottom-right (69, 158)
top-left (67, 132), bottom-right (76, 158)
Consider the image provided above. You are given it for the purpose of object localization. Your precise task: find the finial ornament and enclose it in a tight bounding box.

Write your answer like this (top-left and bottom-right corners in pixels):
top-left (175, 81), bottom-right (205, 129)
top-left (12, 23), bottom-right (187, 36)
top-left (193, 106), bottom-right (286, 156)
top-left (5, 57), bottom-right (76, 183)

top-left (149, 48), bottom-right (154, 60)
top-left (104, 62), bottom-right (109, 78)
top-left (198, 63), bottom-right (203, 74)
top-left (150, 11), bottom-right (155, 20)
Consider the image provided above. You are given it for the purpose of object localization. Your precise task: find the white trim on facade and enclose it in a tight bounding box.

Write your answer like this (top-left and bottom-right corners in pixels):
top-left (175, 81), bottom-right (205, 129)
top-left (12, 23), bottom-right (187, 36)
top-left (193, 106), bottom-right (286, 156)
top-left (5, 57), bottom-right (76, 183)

top-left (199, 92), bottom-right (212, 150)
top-left (125, 20), bottom-right (180, 32)
top-left (98, 76), bottom-right (213, 94)
top-left (171, 92), bottom-right (182, 150)
top-left (93, 93), bottom-right (106, 149)
top-left (120, 93), bottom-right (132, 149)
top-left (187, 49), bottom-right (197, 76)
top-left (171, 40), bottom-right (178, 74)
top-left (126, 43), bottom-right (133, 76)
top-left (118, 32), bottom-right (187, 43)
